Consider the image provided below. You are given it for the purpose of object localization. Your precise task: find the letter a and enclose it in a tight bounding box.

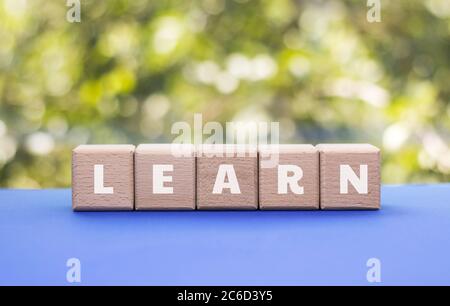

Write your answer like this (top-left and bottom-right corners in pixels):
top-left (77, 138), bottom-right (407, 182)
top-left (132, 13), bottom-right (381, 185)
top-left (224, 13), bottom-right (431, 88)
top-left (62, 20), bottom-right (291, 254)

top-left (66, 0), bottom-right (81, 23)
top-left (366, 258), bottom-right (381, 283)
top-left (213, 164), bottom-right (241, 194)
top-left (66, 258), bottom-right (81, 283)
top-left (367, 0), bottom-right (381, 23)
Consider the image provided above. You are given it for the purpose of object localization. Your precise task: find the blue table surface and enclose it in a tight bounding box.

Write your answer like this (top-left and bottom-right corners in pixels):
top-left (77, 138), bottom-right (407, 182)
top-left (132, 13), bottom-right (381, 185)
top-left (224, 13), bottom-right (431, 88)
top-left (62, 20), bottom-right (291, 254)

top-left (0, 184), bottom-right (449, 286)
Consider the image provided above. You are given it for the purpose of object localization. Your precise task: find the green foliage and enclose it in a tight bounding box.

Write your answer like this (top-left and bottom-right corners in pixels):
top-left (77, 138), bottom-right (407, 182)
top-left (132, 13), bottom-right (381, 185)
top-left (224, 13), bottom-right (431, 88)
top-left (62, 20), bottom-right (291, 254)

top-left (0, 0), bottom-right (449, 187)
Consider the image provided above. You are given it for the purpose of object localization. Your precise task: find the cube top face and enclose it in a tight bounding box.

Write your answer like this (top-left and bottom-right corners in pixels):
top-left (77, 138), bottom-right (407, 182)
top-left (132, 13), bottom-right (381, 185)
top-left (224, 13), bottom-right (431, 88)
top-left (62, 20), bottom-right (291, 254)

top-left (72, 145), bottom-right (135, 211)
top-left (197, 145), bottom-right (258, 210)
top-left (135, 144), bottom-right (195, 210)
top-left (136, 144), bottom-right (195, 157)
top-left (197, 144), bottom-right (258, 157)
top-left (316, 144), bottom-right (379, 154)
top-left (73, 144), bottom-right (135, 154)
top-left (259, 145), bottom-right (319, 210)
top-left (259, 144), bottom-right (317, 154)
top-left (318, 144), bottom-right (380, 210)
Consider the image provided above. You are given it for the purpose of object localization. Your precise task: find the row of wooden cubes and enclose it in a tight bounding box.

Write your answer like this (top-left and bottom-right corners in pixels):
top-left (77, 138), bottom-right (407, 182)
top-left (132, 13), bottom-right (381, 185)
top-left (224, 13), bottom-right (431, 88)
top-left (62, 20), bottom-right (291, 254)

top-left (72, 144), bottom-right (380, 211)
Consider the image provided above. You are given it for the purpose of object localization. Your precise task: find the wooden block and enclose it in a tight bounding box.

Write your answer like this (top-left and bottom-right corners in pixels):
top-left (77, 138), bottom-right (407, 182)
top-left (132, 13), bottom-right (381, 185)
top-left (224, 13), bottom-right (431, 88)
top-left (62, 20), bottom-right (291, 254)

top-left (197, 144), bottom-right (258, 210)
top-left (135, 144), bottom-right (195, 210)
top-left (72, 145), bottom-right (135, 211)
top-left (317, 144), bottom-right (380, 210)
top-left (259, 145), bottom-right (319, 210)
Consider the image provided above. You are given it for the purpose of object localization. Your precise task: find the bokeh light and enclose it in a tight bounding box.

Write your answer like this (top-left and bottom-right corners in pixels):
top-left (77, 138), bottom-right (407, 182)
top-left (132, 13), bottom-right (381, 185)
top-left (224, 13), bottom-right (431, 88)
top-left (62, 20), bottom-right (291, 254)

top-left (0, 0), bottom-right (449, 187)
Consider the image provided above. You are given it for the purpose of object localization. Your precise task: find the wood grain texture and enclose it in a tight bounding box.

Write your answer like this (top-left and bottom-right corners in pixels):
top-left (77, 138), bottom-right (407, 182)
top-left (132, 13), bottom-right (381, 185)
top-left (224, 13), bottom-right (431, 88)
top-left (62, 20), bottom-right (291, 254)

top-left (317, 144), bottom-right (380, 210)
top-left (72, 145), bottom-right (135, 211)
top-left (135, 144), bottom-right (195, 210)
top-left (259, 145), bottom-right (319, 210)
top-left (197, 145), bottom-right (258, 210)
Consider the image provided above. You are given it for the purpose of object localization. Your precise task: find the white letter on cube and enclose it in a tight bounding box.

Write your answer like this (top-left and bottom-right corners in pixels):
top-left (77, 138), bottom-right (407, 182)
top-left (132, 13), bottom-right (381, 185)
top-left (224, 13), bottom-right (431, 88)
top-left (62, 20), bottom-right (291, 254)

top-left (94, 164), bottom-right (114, 194)
top-left (340, 164), bottom-right (368, 194)
top-left (213, 164), bottom-right (241, 194)
top-left (278, 165), bottom-right (304, 195)
top-left (153, 164), bottom-right (174, 194)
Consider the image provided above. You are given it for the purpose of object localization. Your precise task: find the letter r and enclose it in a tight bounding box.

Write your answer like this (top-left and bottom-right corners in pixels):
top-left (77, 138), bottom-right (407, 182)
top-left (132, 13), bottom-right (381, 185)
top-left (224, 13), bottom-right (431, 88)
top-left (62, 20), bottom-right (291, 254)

top-left (278, 165), bottom-right (304, 194)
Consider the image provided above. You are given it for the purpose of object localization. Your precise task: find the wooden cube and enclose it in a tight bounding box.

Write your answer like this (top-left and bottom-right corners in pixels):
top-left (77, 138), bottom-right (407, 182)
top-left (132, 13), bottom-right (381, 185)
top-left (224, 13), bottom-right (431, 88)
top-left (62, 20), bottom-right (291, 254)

top-left (135, 144), bottom-right (196, 210)
top-left (259, 145), bottom-right (319, 210)
top-left (317, 144), bottom-right (380, 210)
top-left (72, 145), bottom-right (135, 211)
top-left (197, 144), bottom-right (258, 210)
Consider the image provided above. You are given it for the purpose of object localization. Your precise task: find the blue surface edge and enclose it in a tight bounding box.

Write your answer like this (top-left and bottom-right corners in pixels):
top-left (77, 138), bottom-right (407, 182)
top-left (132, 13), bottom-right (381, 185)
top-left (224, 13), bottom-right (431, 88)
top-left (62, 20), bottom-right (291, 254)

top-left (0, 184), bottom-right (449, 285)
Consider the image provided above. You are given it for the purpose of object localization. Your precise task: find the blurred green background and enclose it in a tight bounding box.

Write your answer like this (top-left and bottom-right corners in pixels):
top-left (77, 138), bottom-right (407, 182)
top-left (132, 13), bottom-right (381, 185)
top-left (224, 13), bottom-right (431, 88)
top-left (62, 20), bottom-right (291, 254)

top-left (0, 0), bottom-right (449, 188)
